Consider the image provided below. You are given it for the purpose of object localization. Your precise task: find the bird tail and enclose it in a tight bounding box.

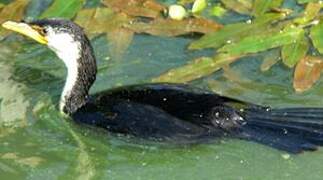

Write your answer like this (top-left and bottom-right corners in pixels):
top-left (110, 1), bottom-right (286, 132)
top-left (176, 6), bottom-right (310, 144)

top-left (239, 107), bottom-right (323, 153)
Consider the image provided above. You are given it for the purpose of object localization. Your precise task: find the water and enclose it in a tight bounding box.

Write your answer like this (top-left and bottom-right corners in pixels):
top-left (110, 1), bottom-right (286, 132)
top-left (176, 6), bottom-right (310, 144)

top-left (1, 19), bottom-right (323, 180)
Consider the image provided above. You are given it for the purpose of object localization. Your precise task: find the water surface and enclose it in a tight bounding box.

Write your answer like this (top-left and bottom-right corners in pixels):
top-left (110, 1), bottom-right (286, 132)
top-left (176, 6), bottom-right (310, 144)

top-left (1, 8), bottom-right (323, 180)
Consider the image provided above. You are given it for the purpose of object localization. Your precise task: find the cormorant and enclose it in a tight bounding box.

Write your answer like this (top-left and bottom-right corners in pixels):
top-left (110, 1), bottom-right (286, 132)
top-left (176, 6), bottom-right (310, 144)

top-left (2, 19), bottom-right (323, 153)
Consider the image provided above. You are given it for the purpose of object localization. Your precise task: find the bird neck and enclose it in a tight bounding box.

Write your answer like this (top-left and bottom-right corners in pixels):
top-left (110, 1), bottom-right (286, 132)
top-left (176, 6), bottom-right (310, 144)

top-left (55, 36), bottom-right (97, 115)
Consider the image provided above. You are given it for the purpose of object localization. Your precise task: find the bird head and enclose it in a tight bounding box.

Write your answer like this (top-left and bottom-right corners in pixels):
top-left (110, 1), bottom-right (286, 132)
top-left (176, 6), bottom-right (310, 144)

top-left (2, 19), bottom-right (97, 114)
top-left (2, 19), bottom-right (88, 64)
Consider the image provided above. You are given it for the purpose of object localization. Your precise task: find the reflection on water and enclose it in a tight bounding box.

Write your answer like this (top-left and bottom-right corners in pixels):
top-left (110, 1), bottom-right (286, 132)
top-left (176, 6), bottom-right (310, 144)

top-left (0, 44), bottom-right (29, 134)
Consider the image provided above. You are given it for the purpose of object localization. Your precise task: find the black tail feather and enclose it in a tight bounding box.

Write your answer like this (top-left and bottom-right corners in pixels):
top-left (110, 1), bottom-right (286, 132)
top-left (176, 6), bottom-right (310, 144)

top-left (239, 107), bottom-right (323, 153)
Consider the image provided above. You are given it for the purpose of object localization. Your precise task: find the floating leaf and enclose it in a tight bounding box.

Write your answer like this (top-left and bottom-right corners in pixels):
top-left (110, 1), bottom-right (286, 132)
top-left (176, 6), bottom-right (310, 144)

top-left (297, 0), bottom-right (320, 4)
top-left (102, 0), bottom-right (165, 18)
top-left (252, 0), bottom-right (284, 17)
top-left (189, 13), bottom-right (285, 49)
top-left (310, 21), bottom-right (323, 54)
top-left (127, 17), bottom-right (222, 37)
top-left (260, 49), bottom-right (281, 71)
top-left (107, 28), bottom-right (134, 61)
top-left (152, 54), bottom-right (241, 83)
top-left (75, 8), bottom-right (131, 35)
top-left (192, 0), bottom-right (207, 14)
top-left (293, 56), bottom-right (323, 92)
top-left (178, 0), bottom-right (195, 4)
top-left (221, 0), bottom-right (252, 15)
top-left (40, 0), bottom-right (85, 19)
top-left (75, 8), bottom-right (134, 59)
top-left (219, 27), bottom-right (304, 55)
top-left (281, 35), bottom-right (309, 68)
top-left (0, 0), bottom-right (29, 38)
top-left (294, 2), bottom-right (321, 25)
top-left (210, 4), bottom-right (227, 17)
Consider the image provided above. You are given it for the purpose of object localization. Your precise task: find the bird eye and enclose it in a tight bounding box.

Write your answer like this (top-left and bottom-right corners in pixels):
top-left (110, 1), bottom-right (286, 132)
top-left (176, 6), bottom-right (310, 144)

top-left (31, 25), bottom-right (47, 36)
top-left (41, 28), bottom-right (48, 35)
top-left (37, 28), bottom-right (48, 36)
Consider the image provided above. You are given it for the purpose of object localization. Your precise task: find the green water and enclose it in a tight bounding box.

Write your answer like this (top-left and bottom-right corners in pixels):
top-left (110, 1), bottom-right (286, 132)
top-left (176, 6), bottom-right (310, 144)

top-left (2, 0), bottom-right (323, 176)
top-left (1, 31), bottom-right (323, 180)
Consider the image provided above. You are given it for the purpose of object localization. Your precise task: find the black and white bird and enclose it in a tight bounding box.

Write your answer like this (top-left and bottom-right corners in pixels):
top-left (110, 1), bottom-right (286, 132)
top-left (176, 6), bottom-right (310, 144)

top-left (3, 19), bottom-right (323, 153)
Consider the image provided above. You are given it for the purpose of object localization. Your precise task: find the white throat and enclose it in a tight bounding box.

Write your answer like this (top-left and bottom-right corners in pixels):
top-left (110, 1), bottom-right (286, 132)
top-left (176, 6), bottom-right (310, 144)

top-left (46, 31), bottom-right (81, 112)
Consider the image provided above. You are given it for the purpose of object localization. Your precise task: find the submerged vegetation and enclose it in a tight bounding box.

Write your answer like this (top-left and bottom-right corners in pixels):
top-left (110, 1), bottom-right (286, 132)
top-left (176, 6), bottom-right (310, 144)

top-left (1, 0), bottom-right (323, 93)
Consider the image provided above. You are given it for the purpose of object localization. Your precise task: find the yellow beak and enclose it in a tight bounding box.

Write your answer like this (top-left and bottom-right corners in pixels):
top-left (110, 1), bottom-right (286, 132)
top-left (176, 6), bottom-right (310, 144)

top-left (1, 21), bottom-right (48, 44)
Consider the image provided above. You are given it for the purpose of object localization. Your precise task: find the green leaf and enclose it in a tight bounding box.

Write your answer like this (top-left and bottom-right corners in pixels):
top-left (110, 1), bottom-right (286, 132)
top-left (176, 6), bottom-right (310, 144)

top-left (210, 4), bottom-right (227, 17)
top-left (219, 27), bottom-right (304, 55)
top-left (192, 0), bottom-right (207, 14)
top-left (294, 2), bottom-right (321, 25)
top-left (281, 35), bottom-right (309, 68)
top-left (297, 0), bottom-right (320, 4)
top-left (189, 13), bottom-right (285, 50)
top-left (152, 54), bottom-right (241, 83)
top-left (252, 0), bottom-right (284, 17)
top-left (40, 0), bottom-right (85, 19)
top-left (310, 21), bottom-right (323, 54)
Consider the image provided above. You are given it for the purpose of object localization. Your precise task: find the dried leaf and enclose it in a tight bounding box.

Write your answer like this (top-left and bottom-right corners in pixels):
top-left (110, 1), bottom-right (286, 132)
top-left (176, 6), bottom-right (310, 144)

top-left (75, 8), bottom-right (131, 35)
top-left (189, 13), bottom-right (285, 50)
top-left (152, 54), bottom-right (241, 83)
top-left (310, 21), bottom-right (323, 54)
top-left (0, 0), bottom-right (29, 38)
top-left (127, 17), bottom-right (222, 37)
top-left (222, 66), bottom-right (245, 83)
top-left (293, 56), bottom-right (323, 92)
top-left (107, 28), bottom-right (134, 60)
top-left (102, 0), bottom-right (165, 18)
top-left (252, 0), bottom-right (284, 17)
top-left (294, 2), bottom-right (321, 25)
top-left (75, 8), bottom-right (134, 59)
top-left (219, 27), bottom-right (304, 56)
top-left (281, 35), bottom-right (309, 68)
top-left (221, 0), bottom-right (252, 15)
top-left (40, 0), bottom-right (85, 19)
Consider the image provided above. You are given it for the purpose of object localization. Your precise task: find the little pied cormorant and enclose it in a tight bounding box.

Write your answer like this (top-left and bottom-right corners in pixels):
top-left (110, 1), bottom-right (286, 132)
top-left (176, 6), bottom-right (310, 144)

top-left (2, 19), bottom-right (323, 153)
